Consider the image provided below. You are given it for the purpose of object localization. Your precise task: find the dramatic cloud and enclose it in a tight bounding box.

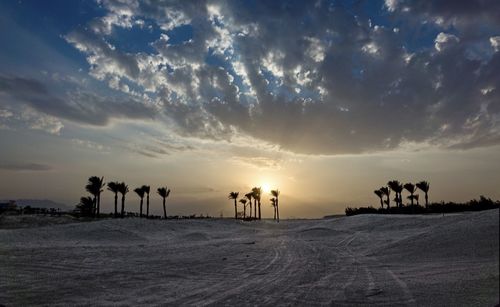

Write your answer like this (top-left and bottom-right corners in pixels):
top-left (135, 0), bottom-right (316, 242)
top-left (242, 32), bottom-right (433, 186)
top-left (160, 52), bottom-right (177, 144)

top-left (56, 0), bottom-right (500, 154)
top-left (0, 75), bottom-right (156, 126)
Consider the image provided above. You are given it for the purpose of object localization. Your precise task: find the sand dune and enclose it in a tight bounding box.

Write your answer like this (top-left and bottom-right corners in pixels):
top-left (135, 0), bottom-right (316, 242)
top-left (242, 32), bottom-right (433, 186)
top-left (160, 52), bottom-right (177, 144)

top-left (0, 210), bottom-right (498, 306)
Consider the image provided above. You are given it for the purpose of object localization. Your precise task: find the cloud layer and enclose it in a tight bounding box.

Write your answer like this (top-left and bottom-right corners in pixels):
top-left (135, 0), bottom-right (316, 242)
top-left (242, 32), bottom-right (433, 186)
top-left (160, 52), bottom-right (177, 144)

top-left (5, 0), bottom-right (499, 155)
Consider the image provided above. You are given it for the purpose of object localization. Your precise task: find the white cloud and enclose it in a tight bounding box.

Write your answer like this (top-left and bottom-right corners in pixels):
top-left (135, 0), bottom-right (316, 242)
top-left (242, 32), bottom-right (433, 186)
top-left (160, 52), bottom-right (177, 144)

top-left (434, 32), bottom-right (460, 52)
top-left (490, 36), bottom-right (500, 52)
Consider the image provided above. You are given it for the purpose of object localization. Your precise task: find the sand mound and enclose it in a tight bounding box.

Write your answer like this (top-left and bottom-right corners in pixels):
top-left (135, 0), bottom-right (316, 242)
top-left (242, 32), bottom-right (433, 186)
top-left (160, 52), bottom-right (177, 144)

top-left (296, 227), bottom-right (346, 238)
top-left (0, 214), bottom-right (79, 229)
top-left (179, 232), bottom-right (210, 241)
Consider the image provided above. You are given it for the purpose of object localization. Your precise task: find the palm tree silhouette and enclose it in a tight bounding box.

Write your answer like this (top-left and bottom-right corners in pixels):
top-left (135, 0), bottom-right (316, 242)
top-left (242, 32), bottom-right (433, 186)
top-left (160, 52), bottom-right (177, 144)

top-left (270, 198), bottom-right (276, 220)
top-left (404, 183), bottom-right (417, 206)
top-left (245, 192), bottom-right (253, 220)
top-left (251, 187), bottom-right (261, 219)
top-left (374, 189), bottom-right (384, 208)
top-left (85, 176), bottom-right (105, 217)
top-left (388, 180), bottom-right (404, 208)
top-left (256, 187), bottom-right (262, 220)
top-left (380, 186), bottom-right (391, 209)
top-left (107, 181), bottom-right (120, 218)
top-left (228, 192), bottom-right (239, 219)
top-left (142, 185), bottom-right (151, 218)
top-left (117, 182), bottom-right (129, 218)
top-left (77, 196), bottom-right (94, 217)
top-left (271, 189), bottom-right (280, 222)
top-left (239, 198), bottom-right (248, 218)
top-left (157, 187), bottom-right (171, 219)
top-left (416, 181), bottom-right (430, 208)
top-left (134, 187), bottom-right (146, 217)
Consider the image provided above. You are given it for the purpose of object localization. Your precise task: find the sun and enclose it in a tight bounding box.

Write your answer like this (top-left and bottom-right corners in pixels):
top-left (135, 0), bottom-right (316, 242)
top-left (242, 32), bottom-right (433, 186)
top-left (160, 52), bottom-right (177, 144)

top-left (261, 182), bottom-right (271, 194)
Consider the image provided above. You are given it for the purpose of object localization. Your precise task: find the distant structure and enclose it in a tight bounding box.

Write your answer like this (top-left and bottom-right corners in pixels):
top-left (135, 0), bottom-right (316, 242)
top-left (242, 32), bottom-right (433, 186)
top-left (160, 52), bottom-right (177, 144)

top-left (0, 200), bottom-right (17, 214)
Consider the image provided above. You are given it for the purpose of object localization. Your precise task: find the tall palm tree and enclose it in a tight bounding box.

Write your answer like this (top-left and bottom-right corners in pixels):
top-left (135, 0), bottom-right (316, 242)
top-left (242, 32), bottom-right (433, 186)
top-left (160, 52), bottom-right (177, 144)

top-left (404, 183), bottom-right (417, 206)
top-left (388, 180), bottom-right (403, 208)
top-left (157, 187), bottom-right (171, 219)
top-left (228, 192), bottom-right (239, 219)
top-left (271, 189), bottom-right (280, 222)
top-left (270, 198), bottom-right (276, 220)
top-left (256, 187), bottom-right (262, 220)
top-left (85, 176), bottom-right (105, 217)
top-left (107, 181), bottom-right (120, 218)
top-left (416, 181), bottom-right (430, 208)
top-left (245, 192), bottom-right (253, 220)
top-left (142, 185), bottom-right (151, 218)
top-left (134, 187), bottom-right (146, 217)
top-left (251, 187), bottom-right (261, 219)
top-left (117, 182), bottom-right (129, 218)
top-left (239, 199), bottom-right (247, 218)
top-left (380, 186), bottom-right (391, 209)
top-left (77, 196), bottom-right (94, 217)
top-left (374, 189), bottom-right (384, 209)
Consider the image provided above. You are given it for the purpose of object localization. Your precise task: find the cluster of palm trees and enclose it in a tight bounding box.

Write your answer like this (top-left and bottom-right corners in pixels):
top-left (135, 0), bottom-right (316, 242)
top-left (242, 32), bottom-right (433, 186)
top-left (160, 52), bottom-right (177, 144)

top-left (228, 188), bottom-right (281, 222)
top-left (77, 176), bottom-right (171, 218)
top-left (374, 180), bottom-right (430, 209)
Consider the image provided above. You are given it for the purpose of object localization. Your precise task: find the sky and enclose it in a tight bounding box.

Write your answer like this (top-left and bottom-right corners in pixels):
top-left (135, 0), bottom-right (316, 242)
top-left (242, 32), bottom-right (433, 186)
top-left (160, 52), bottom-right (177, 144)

top-left (0, 0), bottom-right (499, 218)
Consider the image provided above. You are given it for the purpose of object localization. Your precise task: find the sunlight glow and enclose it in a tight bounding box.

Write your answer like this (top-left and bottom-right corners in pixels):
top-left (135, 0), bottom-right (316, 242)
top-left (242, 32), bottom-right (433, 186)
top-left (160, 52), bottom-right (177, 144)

top-left (262, 182), bottom-right (271, 194)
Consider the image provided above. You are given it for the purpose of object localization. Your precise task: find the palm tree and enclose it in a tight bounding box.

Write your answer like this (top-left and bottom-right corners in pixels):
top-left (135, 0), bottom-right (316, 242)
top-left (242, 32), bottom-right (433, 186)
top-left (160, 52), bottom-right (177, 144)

top-left (77, 196), bottom-right (94, 217)
top-left (256, 187), bottom-right (262, 220)
top-left (270, 198), bottom-right (276, 220)
top-left (245, 192), bottom-right (253, 220)
top-left (85, 176), bottom-right (105, 217)
top-left (374, 189), bottom-right (384, 209)
top-left (239, 199), bottom-right (247, 218)
top-left (228, 192), bottom-right (239, 219)
top-left (142, 185), bottom-right (151, 217)
top-left (117, 182), bottom-right (129, 218)
top-left (251, 187), bottom-right (261, 219)
top-left (416, 181), bottom-right (430, 208)
top-left (107, 181), bottom-right (120, 218)
top-left (134, 187), bottom-right (146, 217)
top-left (157, 187), bottom-right (171, 219)
top-left (271, 189), bottom-right (280, 222)
top-left (404, 183), bottom-right (417, 206)
top-left (388, 180), bottom-right (403, 208)
top-left (380, 186), bottom-right (391, 209)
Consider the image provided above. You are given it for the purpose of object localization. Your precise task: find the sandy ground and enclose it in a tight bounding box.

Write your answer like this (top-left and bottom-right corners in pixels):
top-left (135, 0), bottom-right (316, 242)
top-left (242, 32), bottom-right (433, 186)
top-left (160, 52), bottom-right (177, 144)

top-left (0, 210), bottom-right (498, 306)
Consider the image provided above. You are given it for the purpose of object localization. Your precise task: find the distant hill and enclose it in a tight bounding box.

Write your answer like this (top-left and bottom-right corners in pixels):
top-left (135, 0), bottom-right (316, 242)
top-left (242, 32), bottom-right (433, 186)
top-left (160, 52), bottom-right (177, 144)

top-left (1, 199), bottom-right (72, 211)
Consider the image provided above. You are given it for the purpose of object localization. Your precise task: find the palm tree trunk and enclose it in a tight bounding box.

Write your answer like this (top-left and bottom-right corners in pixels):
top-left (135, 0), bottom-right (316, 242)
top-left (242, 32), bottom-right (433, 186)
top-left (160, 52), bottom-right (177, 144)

top-left (114, 194), bottom-right (118, 218)
top-left (249, 202), bottom-right (252, 219)
top-left (146, 194), bottom-right (150, 218)
top-left (258, 201), bottom-right (261, 220)
top-left (410, 193), bottom-right (414, 206)
top-left (276, 198), bottom-right (280, 222)
top-left (243, 205), bottom-right (246, 219)
top-left (425, 193), bottom-right (428, 208)
top-left (97, 194), bottom-right (101, 217)
top-left (379, 197), bottom-right (383, 209)
top-left (254, 199), bottom-right (257, 218)
top-left (93, 196), bottom-right (97, 217)
top-left (163, 198), bottom-right (167, 219)
top-left (234, 199), bottom-right (237, 219)
top-left (140, 198), bottom-right (143, 218)
top-left (121, 195), bottom-right (125, 218)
